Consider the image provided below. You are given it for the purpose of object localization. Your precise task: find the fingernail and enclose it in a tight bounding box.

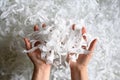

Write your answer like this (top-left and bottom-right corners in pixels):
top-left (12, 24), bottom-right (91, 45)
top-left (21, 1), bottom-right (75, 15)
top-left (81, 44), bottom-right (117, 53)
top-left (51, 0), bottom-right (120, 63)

top-left (82, 26), bottom-right (86, 35)
top-left (34, 25), bottom-right (39, 31)
top-left (34, 41), bottom-right (41, 46)
top-left (72, 24), bottom-right (75, 30)
top-left (42, 23), bottom-right (46, 28)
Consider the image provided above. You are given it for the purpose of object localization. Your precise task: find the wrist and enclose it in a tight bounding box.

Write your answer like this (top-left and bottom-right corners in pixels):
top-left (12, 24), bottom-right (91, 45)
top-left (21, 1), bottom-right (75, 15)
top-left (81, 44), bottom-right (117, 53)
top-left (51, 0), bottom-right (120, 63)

top-left (33, 65), bottom-right (51, 80)
top-left (78, 66), bottom-right (88, 80)
top-left (70, 63), bottom-right (87, 71)
top-left (77, 65), bottom-right (87, 71)
top-left (34, 64), bottom-right (51, 72)
top-left (70, 65), bottom-right (80, 80)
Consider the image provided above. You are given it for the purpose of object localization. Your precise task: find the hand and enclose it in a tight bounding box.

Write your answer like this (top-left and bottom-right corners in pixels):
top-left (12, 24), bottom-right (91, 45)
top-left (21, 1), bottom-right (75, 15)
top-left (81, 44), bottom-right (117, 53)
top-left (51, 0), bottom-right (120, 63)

top-left (67, 26), bottom-right (97, 80)
top-left (24, 25), bottom-right (51, 68)
top-left (24, 25), bottom-right (51, 80)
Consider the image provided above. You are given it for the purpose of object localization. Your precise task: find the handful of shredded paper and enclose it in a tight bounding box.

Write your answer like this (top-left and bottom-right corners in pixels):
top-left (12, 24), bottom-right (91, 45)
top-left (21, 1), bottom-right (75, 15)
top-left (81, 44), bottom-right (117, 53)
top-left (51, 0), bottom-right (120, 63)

top-left (23, 22), bottom-right (93, 66)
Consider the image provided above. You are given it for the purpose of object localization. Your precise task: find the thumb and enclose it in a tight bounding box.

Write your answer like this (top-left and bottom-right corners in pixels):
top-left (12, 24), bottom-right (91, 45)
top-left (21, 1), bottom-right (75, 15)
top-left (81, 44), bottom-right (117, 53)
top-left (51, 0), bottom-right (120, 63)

top-left (88, 39), bottom-right (97, 54)
top-left (24, 38), bottom-right (31, 50)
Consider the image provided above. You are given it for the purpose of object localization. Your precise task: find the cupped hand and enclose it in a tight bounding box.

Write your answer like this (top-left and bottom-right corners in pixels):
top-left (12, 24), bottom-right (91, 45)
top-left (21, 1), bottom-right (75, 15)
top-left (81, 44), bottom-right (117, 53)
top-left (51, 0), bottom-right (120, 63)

top-left (24, 25), bottom-right (51, 69)
top-left (67, 26), bottom-right (97, 70)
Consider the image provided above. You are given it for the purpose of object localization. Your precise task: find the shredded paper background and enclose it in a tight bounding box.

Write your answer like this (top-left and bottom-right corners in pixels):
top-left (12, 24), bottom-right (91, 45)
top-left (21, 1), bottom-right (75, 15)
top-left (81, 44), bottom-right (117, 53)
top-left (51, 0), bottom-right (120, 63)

top-left (0, 0), bottom-right (120, 80)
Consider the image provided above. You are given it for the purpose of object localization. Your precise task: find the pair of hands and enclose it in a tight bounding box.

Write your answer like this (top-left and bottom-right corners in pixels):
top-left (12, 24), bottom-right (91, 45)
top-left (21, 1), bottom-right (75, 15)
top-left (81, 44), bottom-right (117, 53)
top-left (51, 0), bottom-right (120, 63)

top-left (24, 24), bottom-right (97, 80)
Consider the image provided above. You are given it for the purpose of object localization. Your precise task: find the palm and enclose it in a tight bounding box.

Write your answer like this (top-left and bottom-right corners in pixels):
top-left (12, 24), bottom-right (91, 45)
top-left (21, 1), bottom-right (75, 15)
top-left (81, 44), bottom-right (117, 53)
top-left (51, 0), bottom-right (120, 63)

top-left (68, 52), bottom-right (93, 68)
top-left (24, 25), bottom-right (50, 67)
top-left (68, 26), bottom-right (97, 68)
top-left (77, 54), bottom-right (90, 66)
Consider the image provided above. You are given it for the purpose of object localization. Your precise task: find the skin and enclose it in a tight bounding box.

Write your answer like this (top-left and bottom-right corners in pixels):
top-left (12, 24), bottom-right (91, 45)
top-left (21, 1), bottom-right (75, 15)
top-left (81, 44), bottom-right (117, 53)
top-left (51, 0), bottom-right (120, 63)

top-left (24, 25), bottom-right (51, 80)
top-left (24, 24), bottom-right (97, 80)
top-left (67, 26), bottom-right (97, 80)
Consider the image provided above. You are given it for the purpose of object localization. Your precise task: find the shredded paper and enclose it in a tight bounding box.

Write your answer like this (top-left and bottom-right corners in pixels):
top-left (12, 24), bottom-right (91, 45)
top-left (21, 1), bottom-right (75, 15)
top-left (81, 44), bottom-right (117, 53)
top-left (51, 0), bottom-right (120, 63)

top-left (23, 22), bottom-right (93, 66)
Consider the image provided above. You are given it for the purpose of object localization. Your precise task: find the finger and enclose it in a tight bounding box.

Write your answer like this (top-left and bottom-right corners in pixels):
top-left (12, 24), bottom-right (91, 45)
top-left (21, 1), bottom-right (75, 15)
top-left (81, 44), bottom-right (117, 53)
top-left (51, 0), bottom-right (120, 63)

top-left (66, 54), bottom-right (70, 63)
top-left (24, 38), bottom-right (31, 50)
top-left (83, 35), bottom-right (87, 41)
top-left (81, 26), bottom-right (87, 41)
top-left (34, 41), bottom-right (41, 47)
top-left (81, 26), bottom-right (86, 35)
top-left (88, 39), bottom-right (97, 52)
top-left (34, 25), bottom-right (39, 31)
top-left (81, 45), bottom-right (87, 50)
top-left (72, 24), bottom-right (75, 30)
top-left (42, 23), bottom-right (46, 28)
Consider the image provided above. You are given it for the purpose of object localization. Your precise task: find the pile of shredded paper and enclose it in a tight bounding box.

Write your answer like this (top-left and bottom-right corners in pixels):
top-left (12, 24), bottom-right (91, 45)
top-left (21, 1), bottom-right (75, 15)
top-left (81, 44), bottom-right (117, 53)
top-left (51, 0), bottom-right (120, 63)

top-left (1, 0), bottom-right (119, 80)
